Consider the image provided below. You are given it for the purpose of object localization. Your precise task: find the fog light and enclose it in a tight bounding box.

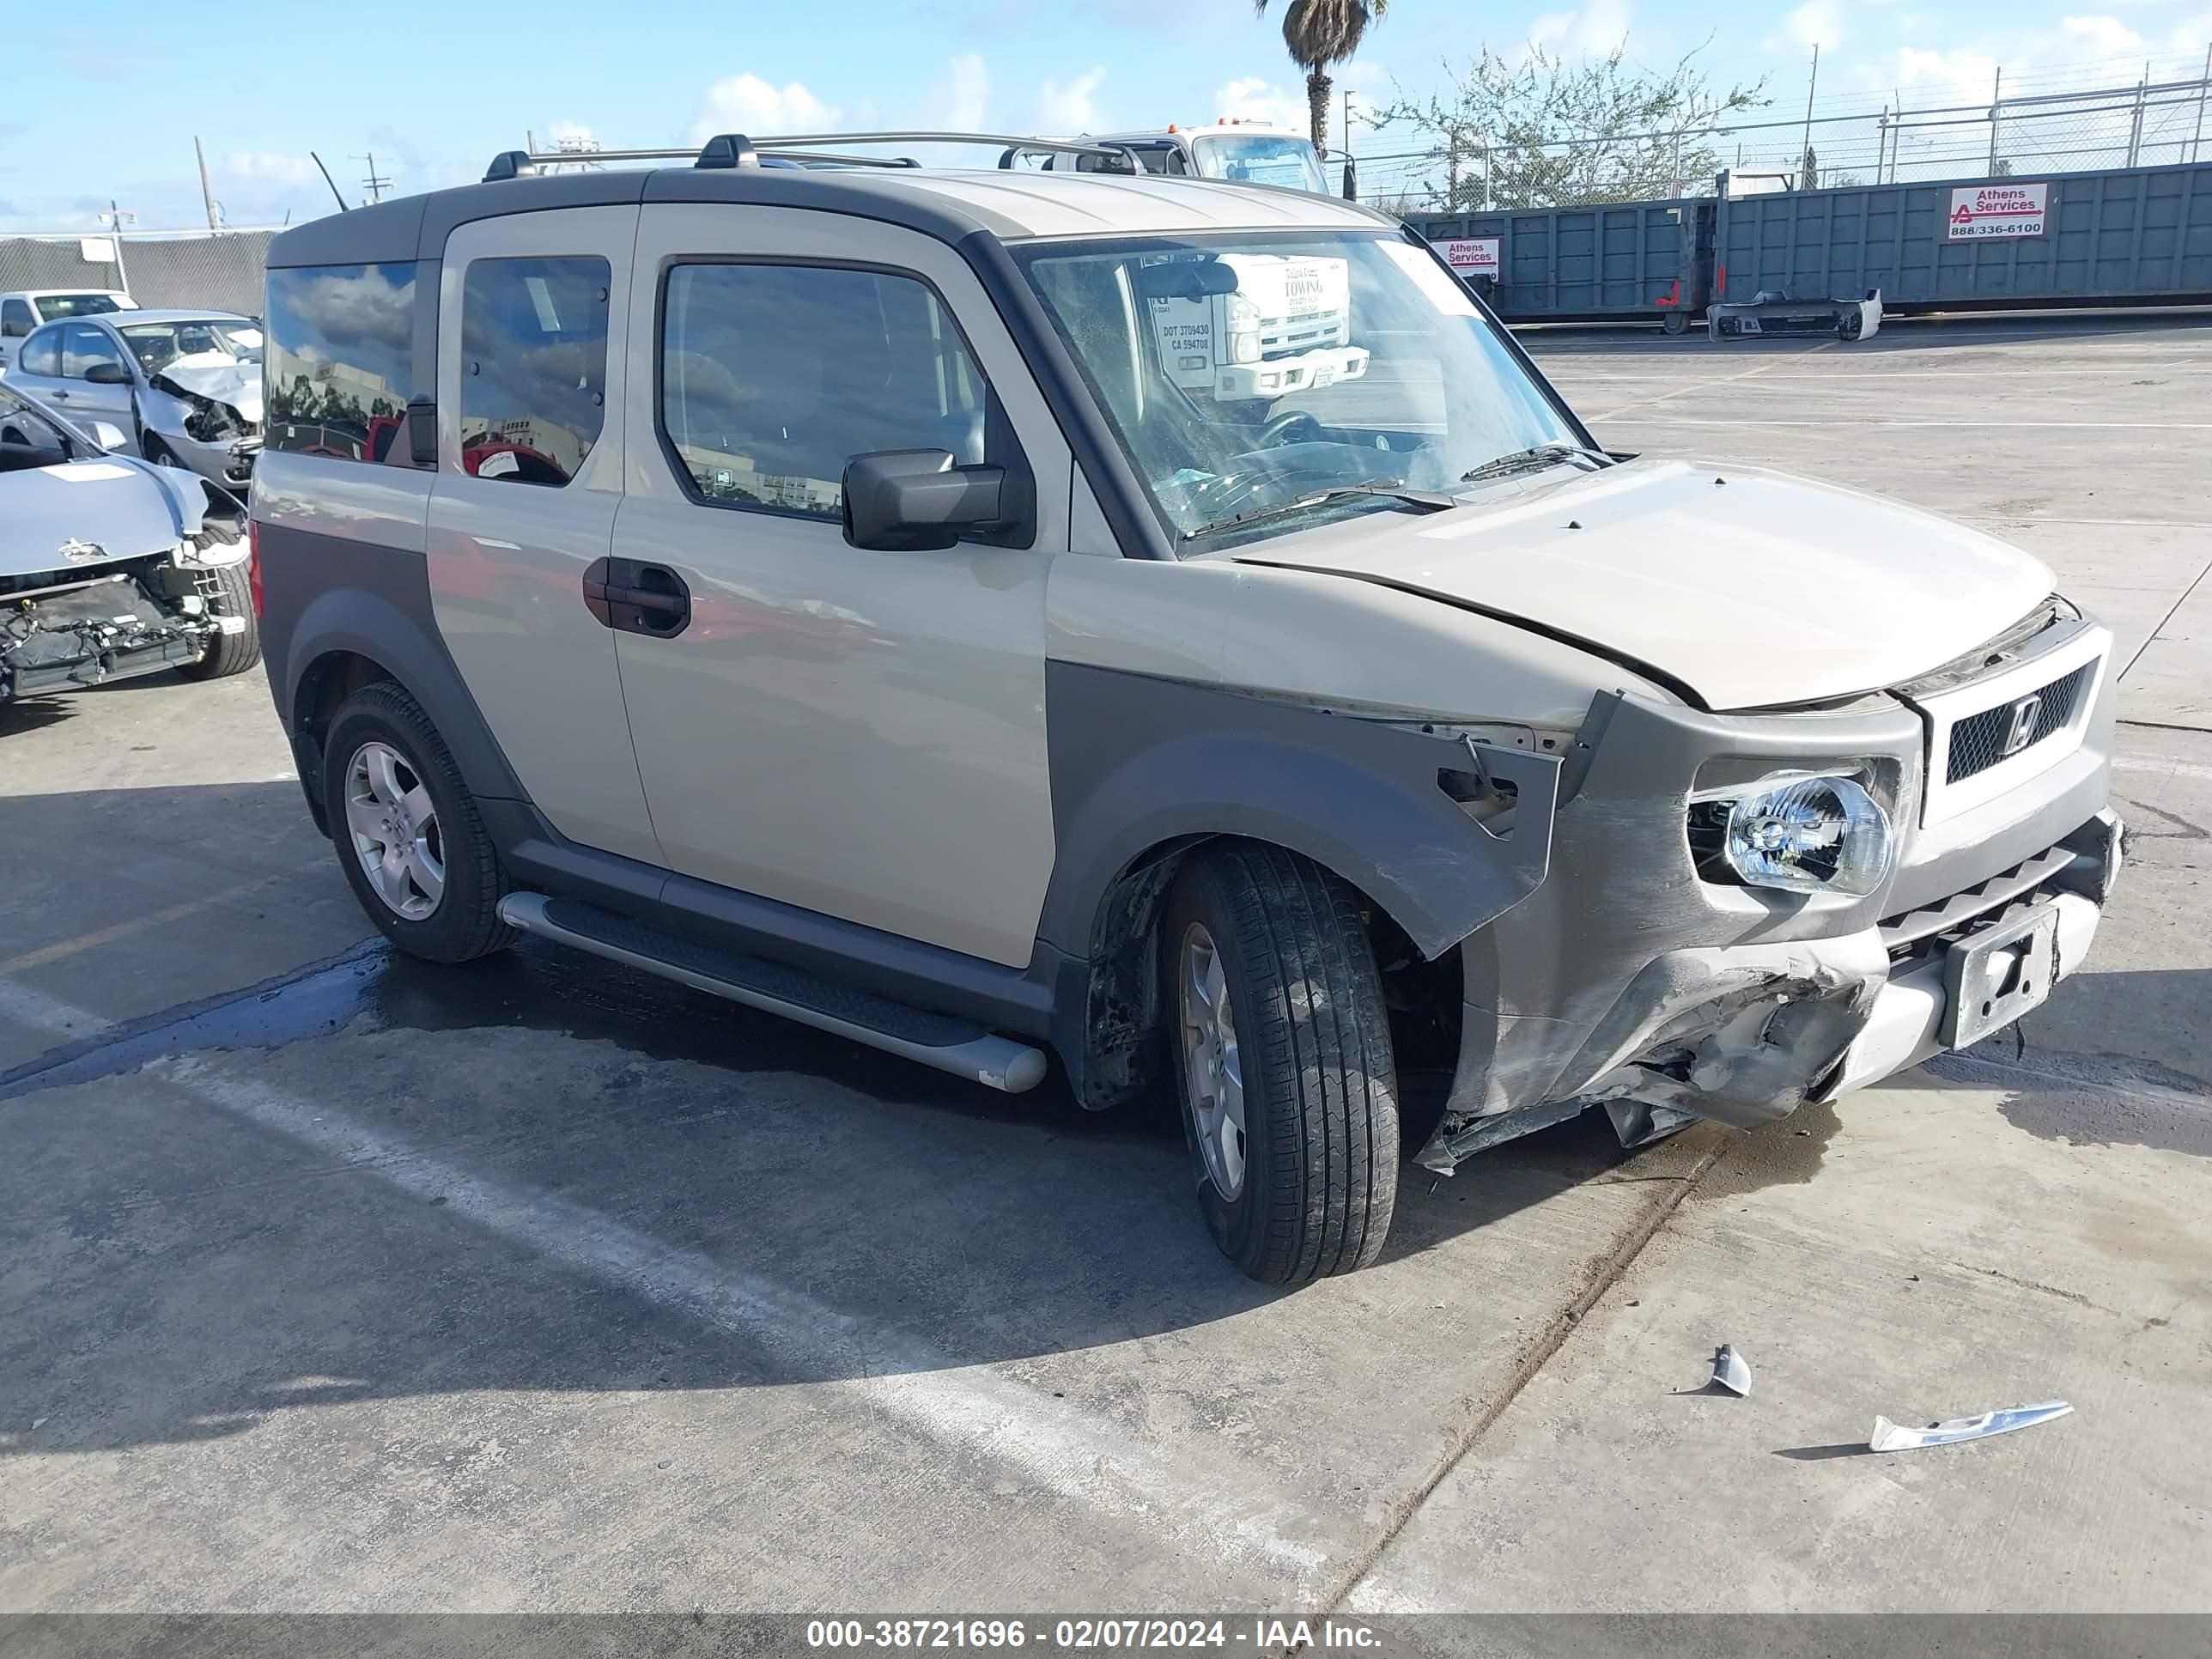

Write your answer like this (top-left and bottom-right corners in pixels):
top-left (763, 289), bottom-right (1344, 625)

top-left (1724, 774), bottom-right (1893, 896)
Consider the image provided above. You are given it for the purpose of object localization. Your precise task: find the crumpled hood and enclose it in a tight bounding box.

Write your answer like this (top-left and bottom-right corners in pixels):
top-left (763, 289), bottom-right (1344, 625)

top-left (1235, 459), bottom-right (2056, 711)
top-left (151, 355), bottom-right (264, 424)
top-left (0, 459), bottom-right (185, 579)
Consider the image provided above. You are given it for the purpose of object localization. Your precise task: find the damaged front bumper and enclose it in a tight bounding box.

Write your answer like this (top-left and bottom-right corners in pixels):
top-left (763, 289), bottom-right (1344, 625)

top-left (1418, 636), bottom-right (2120, 1173)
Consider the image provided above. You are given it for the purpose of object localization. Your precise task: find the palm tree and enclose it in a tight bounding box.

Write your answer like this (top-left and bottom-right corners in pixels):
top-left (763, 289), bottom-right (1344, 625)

top-left (1255, 0), bottom-right (1386, 155)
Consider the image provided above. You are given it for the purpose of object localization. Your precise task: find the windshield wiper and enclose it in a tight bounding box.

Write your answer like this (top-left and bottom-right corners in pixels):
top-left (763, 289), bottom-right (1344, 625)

top-left (1459, 442), bottom-right (1613, 484)
top-left (1178, 479), bottom-right (1455, 545)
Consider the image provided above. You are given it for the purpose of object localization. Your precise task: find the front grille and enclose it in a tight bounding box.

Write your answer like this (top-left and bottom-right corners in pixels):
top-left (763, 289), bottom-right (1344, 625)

top-left (1878, 843), bottom-right (2076, 961)
top-left (1947, 661), bottom-right (2093, 783)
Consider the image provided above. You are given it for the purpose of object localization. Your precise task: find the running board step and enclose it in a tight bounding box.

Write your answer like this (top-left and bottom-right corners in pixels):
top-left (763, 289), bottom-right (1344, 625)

top-left (496, 893), bottom-right (1048, 1093)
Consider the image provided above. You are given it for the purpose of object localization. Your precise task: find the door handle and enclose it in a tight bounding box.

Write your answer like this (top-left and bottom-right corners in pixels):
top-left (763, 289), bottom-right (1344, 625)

top-left (582, 557), bottom-right (690, 638)
top-left (48, 390), bottom-right (69, 400)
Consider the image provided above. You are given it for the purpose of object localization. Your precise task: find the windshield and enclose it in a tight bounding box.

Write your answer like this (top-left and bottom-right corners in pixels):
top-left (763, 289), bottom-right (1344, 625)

top-left (34, 293), bottom-right (125, 321)
top-left (1014, 230), bottom-right (1584, 549)
top-left (119, 319), bottom-right (264, 376)
top-left (1191, 134), bottom-right (1327, 192)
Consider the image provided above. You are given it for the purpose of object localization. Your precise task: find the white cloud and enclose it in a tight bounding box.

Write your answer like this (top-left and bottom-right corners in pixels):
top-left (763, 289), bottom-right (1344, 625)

top-left (690, 73), bottom-right (839, 143)
top-left (1528, 0), bottom-right (1633, 57)
top-left (2058, 14), bottom-right (2148, 56)
top-left (1784, 0), bottom-right (1841, 48)
top-left (1212, 76), bottom-right (1308, 131)
top-left (941, 53), bottom-right (990, 131)
top-left (222, 151), bottom-right (319, 185)
top-left (1031, 67), bottom-right (1107, 134)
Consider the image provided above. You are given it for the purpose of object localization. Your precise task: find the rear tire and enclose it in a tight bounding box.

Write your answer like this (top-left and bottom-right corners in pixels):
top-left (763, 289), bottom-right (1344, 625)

top-left (323, 680), bottom-right (516, 963)
top-left (1162, 843), bottom-right (1401, 1284)
top-left (173, 538), bottom-right (260, 680)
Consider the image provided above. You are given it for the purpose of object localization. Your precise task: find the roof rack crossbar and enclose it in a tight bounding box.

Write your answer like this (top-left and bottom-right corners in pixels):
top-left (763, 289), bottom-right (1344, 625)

top-left (484, 130), bottom-right (1146, 185)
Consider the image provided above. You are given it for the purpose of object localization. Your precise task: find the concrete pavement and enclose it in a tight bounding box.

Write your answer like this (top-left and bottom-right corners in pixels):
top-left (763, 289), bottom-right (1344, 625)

top-left (2, 313), bottom-right (2208, 1619)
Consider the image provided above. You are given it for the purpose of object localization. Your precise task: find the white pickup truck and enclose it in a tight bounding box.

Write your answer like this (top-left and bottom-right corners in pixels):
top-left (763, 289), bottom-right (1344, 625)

top-left (1146, 252), bottom-right (1370, 403)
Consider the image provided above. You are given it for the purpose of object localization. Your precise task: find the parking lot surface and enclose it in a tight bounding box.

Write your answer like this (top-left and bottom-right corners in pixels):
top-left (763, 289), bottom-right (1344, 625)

top-left (3, 313), bottom-right (2209, 1615)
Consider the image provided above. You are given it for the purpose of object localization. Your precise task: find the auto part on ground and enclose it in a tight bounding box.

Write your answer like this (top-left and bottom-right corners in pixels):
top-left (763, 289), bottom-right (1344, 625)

top-left (1869, 1400), bottom-right (2073, 1451)
top-left (1709, 289), bottom-right (1883, 341)
top-left (1711, 1345), bottom-right (1752, 1396)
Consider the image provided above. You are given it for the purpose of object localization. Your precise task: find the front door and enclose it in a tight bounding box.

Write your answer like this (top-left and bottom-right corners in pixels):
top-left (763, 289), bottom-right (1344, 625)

top-left (610, 204), bottom-right (1070, 968)
top-left (423, 204), bottom-right (665, 866)
top-left (59, 324), bottom-right (137, 431)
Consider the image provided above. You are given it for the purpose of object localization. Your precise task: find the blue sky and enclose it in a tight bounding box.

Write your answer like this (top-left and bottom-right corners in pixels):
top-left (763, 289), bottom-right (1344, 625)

top-left (3, 0), bottom-right (2207, 232)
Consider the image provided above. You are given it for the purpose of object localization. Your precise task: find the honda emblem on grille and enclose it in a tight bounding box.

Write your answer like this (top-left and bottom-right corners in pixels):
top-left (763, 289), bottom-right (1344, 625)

top-left (2001, 693), bottom-right (2044, 757)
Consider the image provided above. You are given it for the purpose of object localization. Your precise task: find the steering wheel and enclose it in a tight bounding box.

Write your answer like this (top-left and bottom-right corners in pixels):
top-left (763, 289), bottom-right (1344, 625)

top-left (1254, 409), bottom-right (1324, 448)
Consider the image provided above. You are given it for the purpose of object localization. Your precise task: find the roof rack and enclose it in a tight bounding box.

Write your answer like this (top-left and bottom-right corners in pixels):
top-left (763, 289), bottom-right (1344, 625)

top-left (483, 131), bottom-right (1148, 185)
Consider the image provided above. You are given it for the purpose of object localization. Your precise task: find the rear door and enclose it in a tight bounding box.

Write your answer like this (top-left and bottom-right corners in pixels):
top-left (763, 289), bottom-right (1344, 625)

top-left (609, 204), bottom-right (1071, 967)
top-left (0, 299), bottom-right (36, 374)
top-left (5, 325), bottom-right (70, 409)
top-left (425, 204), bottom-right (664, 865)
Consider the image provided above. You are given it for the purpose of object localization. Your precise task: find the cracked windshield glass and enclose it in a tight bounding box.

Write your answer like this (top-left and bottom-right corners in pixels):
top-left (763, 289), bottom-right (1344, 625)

top-left (1016, 230), bottom-right (1581, 549)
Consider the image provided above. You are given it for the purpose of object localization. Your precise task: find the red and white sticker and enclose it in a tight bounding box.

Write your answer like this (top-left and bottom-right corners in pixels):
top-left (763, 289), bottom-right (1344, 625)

top-left (1948, 182), bottom-right (2048, 240)
top-left (1436, 236), bottom-right (1501, 278)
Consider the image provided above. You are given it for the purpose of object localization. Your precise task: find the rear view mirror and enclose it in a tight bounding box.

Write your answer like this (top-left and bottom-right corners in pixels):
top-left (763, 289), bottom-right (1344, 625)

top-left (84, 362), bottom-right (131, 386)
top-left (1136, 259), bottom-right (1241, 302)
top-left (842, 449), bottom-right (1007, 552)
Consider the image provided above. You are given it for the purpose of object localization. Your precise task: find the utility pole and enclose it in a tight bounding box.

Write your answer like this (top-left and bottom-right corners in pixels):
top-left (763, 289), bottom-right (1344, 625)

top-left (1987, 66), bottom-right (2003, 174)
top-left (193, 137), bottom-right (222, 232)
top-left (356, 152), bottom-right (392, 204)
top-left (1801, 43), bottom-right (1820, 179)
top-left (99, 203), bottom-right (135, 296)
top-left (2126, 62), bottom-right (2148, 168)
top-left (2193, 42), bottom-right (2209, 163)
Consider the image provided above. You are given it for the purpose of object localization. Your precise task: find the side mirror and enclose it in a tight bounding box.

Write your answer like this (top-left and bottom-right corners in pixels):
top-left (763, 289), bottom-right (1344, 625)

top-left (84, 361), bottom-right (131, 385)
top-left (842, 448), bottom-right (1007, 552)
top-left (86, 420), bottom-right (131, 453)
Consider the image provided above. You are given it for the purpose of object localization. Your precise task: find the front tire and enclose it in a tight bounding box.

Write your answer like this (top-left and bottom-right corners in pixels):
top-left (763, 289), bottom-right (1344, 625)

top-left (322, 680), bottom-right (516, 963)
top-left (174, 534), bottom-right (260, 680)
top-left (1163, 843), bottom-right (1401, 1284)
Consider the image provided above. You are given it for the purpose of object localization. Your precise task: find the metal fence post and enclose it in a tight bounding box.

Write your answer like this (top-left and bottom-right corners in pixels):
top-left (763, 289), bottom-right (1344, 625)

top-left (2126, 65), bottom-right (2147, 168)
top-left (1988, 67), bottom-right (2003, 173)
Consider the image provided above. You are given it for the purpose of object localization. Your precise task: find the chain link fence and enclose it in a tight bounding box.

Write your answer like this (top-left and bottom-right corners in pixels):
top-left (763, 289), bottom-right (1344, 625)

top-left (1350, 68), bottom-right (2212, 212)
top-left (0, 229), bottom-right (276, 316)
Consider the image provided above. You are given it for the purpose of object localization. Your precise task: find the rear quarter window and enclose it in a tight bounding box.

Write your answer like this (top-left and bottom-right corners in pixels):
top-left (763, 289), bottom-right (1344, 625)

top-left (264, 263), bottom-right (421, 465)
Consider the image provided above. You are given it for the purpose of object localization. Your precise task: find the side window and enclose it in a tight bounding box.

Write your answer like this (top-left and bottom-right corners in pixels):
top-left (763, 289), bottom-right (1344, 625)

top-left (2, 299), bottom-right (34, 338)
top-left (265, 263), bottom-right (421, 465)
top-left (458, 257), bottom-right (610, 487)
top-left (660, 263), bottom-right (1011, 526)
top-left (61, 325), bottom-right (125, 380)
top-left (17, 326), bottom-right (61, 377)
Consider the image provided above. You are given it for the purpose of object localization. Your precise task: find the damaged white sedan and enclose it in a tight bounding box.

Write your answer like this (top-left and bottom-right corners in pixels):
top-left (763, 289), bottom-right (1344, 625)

top-left (1, 379), bottom-right (259, 705)
top-left (3, 309), bottom-right (263, 491)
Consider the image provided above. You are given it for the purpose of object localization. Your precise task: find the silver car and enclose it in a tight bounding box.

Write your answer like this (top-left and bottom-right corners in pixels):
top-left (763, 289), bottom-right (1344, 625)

top-left (4, 308), bottom-right (263, 491)
top-left (0, 377), bottom-right (259, 704)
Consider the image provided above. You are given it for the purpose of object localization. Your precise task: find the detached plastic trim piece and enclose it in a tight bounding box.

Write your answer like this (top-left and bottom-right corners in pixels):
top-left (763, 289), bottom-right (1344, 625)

top-left (1869, 1400), bottom-right (2073, 1452)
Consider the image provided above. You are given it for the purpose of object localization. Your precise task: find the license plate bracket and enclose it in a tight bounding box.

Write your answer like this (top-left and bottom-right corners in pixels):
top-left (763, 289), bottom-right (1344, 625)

top-left (1941, 902), bottom-right (2060, 1048)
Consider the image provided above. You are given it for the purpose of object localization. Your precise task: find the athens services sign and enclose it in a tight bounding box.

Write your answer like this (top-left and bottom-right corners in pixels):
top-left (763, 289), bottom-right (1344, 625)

top-left (1436, 237), bottom-right (1502, 279)
top-left (1948, 181), bottom-right (2049, 240)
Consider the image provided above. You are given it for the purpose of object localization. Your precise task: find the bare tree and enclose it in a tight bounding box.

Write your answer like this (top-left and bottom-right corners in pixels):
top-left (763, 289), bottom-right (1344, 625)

top-left (1381, 42), bottom-right (1766, 210)
top-left (1255, 0), bottom-right (1388, 154)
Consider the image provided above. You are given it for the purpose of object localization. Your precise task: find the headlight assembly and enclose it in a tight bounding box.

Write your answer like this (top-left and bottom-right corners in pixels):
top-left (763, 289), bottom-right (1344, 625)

top-left (1718, 773), bottom-right (1894, 896)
